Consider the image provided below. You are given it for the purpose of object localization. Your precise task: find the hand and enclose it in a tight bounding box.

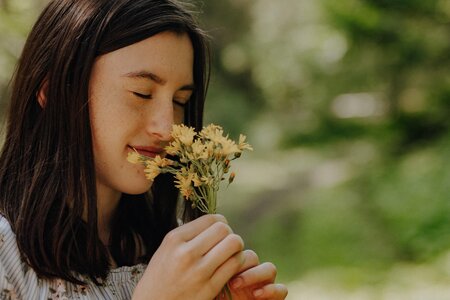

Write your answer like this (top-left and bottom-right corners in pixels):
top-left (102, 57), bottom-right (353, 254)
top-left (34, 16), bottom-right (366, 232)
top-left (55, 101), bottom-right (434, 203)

top-left (227, 250), bottom-right (288, 299)
top-left (132, 214), bottom-right (245, 300)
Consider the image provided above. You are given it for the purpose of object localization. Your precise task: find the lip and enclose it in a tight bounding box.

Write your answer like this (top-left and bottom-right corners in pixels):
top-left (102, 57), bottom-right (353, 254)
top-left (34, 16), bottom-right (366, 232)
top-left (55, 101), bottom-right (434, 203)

top-left (128, 145), bottom-right (165, 158)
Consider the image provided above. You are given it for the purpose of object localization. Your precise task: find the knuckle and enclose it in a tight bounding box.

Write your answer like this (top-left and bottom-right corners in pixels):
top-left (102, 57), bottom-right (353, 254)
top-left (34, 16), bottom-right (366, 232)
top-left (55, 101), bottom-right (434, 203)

top-left (231, 252), bottom-right (245, 271)
top-left (197, 214), bottom-right (211, 226)
top-left (265, 262), bottom-right (277, 277)
top-left (198, 214), bottom-right (214, 224)
top-left (201, 214), bottom-right (228, 227)
top-left (245, 249), bottom-right (259, 264)
top-left (164, 230), bottom-right (180, 243)
top-left (234, 260), bottom-right (243, 272)
top-left (214, 221), bottom-right (232, 236)
top-left (177, 244), bottom-right (196, 264)
top-left (212, 213), bottom-right (228, 224)
top-left (228, 234), bottom-right (244, 251)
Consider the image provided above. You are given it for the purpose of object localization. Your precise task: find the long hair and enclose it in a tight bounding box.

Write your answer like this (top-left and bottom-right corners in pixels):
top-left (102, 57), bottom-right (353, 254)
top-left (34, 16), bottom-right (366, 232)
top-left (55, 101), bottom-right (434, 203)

top-left (0, 0), bottom-right (209, 285)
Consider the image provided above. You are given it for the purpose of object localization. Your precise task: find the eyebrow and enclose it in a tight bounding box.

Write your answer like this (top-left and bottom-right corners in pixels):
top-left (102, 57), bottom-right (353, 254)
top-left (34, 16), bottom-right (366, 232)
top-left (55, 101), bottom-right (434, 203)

top-left (122, 70), bottom-right (195, 91)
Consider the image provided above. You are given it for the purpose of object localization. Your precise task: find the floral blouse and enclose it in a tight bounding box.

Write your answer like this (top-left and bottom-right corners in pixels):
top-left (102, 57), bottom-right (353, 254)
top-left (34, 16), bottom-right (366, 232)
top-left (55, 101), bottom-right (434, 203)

top-left (0, 215), bottom-right (146, 299)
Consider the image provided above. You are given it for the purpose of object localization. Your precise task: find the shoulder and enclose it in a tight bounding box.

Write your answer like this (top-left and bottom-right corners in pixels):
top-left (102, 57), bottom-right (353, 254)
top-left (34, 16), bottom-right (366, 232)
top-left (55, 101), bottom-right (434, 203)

top-left (0, 214), bottom-right (27, 275)
top-left (0, 215), bottom-right (147, 299)
top-left (0, 214), bottom-right (31, 274)
top-left (0, 214), bottom-right (40, 299)
top-left (0, 214), bottom-right (18, 257)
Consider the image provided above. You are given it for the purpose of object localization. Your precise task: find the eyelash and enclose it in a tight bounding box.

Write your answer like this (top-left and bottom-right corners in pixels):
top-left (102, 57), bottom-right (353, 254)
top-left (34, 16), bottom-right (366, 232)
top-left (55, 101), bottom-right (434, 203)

top-left (133, 92), bottom-right (187, 107)
top-left (133, 92), bottom-right (152, 100)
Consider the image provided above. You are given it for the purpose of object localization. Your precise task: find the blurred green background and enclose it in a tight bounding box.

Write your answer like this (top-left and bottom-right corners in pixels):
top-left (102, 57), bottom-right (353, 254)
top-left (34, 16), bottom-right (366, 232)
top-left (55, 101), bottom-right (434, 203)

top-left (1, 0), bottom-right (449, 298)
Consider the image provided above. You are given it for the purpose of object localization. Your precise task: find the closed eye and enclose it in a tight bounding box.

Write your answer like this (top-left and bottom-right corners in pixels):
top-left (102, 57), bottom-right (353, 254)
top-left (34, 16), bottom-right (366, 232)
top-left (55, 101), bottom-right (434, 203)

top-left (133, 92), bottom-right (152, 100)
top-left (173, 99), bottom-right (188, 107)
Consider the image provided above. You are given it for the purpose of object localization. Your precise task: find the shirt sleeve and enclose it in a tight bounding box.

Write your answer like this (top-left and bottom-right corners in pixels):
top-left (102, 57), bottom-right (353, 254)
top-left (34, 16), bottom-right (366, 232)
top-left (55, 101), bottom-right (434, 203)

top-left (0, 216), bottom-right (40, 299)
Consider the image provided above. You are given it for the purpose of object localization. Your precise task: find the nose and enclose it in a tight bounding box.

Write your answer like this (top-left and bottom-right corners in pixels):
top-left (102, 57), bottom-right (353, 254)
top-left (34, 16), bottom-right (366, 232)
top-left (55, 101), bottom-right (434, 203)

top-left (145, 96), bottom-right (174, 142)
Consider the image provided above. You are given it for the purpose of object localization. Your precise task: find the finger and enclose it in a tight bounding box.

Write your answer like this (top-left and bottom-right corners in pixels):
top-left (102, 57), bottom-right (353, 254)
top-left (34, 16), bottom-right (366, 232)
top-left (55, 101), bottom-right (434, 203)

top-left (229, 250), bottom-right (259, 288)
top-left (209, 250), bottom-right (245, 293)
top-left (203, 233), bottom-right (244, 273)
top-left (230, 262), bottom-right (277, 290)
top-left (188, 221), bottom-right (233, 256)
top-left (172, 214), bottom-right (227, 242)
top-left (253, 283), bottom-right (288, 299)
top-left (237, 249), bottom-right (259, 273)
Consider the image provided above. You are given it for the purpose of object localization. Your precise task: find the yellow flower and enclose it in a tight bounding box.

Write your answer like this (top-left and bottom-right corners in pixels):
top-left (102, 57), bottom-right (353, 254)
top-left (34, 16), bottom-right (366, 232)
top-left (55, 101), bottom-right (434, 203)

top-left (171, 124), bottom-right (196, 146)
top-left (205, 141), bottom-right (215, 157)
top-left (200, 124), bottom-right (224, 143)
top-left (165, 139), bottom-right (183, 156)
top-left (127, 151), bottom-right (141, 164)
top-left (175, 171), bottom-right (194, 200)
top-left (238, 134), bottom-right (253, 151)
top-left (192, 173), bottom-right (203, 187)
top-left (218, 137), bottom-right (240, 156)
top-left (201, 175), bottom-right (214, 186)
top-left (126, 123), bottom-right (252, 215)
top-left (191, 140), bottom-right (208, 160)
top-left (144, 162), bottom-right (160, 181)
top-left (154, 155), bottom-right (174, 167)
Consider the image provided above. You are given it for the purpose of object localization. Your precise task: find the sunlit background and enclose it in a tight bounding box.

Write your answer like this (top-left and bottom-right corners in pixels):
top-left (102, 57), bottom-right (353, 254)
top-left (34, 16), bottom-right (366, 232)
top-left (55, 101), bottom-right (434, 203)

top-left (1, 0), bottom-right (449, 299)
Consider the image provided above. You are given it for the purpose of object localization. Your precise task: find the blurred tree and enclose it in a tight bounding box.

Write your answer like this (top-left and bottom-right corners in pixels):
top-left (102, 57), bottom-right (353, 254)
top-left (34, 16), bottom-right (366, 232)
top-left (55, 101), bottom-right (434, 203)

top-left (0, 0), bottom-right (44, 114)
top-left (198, 0), bottom-right (264, 137)
top-left (199, 0), bottom-right (449, 152)
top-left (198, 0), bottom-right (450, 282)
top-left (321, 0), bottom-right (450, 151)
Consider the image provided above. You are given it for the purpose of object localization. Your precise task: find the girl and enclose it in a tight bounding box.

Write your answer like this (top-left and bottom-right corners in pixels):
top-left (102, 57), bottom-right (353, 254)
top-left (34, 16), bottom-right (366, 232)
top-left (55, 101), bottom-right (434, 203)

top-left (0, 0), bottom-right (288, 299)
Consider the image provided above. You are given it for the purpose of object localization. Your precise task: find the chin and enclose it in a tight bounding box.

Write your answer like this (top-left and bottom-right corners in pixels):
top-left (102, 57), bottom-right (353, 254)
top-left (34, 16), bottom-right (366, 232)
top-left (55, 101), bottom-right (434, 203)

top-left (122, 179), bottom-right (153, 195)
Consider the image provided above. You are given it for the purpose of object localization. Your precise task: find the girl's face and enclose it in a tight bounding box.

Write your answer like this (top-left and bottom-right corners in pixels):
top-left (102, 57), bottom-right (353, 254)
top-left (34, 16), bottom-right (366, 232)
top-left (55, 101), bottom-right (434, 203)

top-left (89, 31), bottom-right (194, 197)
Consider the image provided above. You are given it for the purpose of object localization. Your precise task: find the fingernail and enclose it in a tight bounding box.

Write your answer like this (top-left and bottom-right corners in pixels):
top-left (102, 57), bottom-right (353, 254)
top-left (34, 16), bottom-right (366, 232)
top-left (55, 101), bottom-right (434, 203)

top-left (231, 277), bottom-right (243, 289)
top-left (253, 289), bottom-right (264, 297)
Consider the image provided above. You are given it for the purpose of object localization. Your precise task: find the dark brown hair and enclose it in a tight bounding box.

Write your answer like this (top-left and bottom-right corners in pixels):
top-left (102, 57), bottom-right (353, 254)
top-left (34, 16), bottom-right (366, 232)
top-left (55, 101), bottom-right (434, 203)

top-left (0, 0), bottom-right (209, 285)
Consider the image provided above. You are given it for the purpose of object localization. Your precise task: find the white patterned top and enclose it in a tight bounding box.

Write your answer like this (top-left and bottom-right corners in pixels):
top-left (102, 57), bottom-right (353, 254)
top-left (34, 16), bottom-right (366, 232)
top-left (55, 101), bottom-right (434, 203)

top-left (0, 215), bottom-right (147, 299)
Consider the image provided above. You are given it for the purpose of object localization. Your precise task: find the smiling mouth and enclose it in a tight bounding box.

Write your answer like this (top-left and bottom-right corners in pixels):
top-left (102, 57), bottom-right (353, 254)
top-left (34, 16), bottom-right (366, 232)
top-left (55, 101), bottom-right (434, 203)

top-left (128, 146), bottom-right (164, 158)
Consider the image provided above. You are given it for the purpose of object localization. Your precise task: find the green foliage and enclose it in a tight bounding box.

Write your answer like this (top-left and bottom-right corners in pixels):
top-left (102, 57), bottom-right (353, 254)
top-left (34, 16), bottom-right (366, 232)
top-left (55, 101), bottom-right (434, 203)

top-left (367, 136), bottom-right (450, 261)
top-left (200, 0), bottom-right (449, 155)
top-left (238, 133), bottom-right (450, 283)
top-left (0, 0), bottom-right (43, 107)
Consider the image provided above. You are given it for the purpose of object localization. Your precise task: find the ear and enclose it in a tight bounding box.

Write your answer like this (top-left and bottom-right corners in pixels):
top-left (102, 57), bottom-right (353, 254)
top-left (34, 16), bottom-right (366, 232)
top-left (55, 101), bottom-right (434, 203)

top-left (37, 78), bottom-right (49, 107)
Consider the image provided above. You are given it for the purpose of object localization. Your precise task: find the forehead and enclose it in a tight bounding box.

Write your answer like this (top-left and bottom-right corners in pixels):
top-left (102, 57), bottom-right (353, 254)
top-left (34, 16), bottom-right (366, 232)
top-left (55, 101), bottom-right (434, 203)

top-left (92, 31), bottom-right (194, 83)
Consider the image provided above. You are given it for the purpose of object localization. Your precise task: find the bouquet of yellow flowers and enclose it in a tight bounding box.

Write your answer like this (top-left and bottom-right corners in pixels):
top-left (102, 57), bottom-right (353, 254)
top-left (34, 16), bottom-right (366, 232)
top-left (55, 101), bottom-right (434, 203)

top-left (127, 123), bottom-right (252, 214)
top-left (127, 123), bottom-right (252, 300)
top-left (128, 124), bottom-right (253, 299)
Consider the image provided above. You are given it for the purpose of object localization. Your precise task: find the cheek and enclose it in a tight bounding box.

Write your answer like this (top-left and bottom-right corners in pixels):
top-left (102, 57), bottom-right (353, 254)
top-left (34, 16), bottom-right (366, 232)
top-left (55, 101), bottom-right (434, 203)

top-left (90, 110), bottom-right (113, 149)
top-left (174, 106), bottom-right (185, 124)
top-left (90, 94), bottom-right (138, 138)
